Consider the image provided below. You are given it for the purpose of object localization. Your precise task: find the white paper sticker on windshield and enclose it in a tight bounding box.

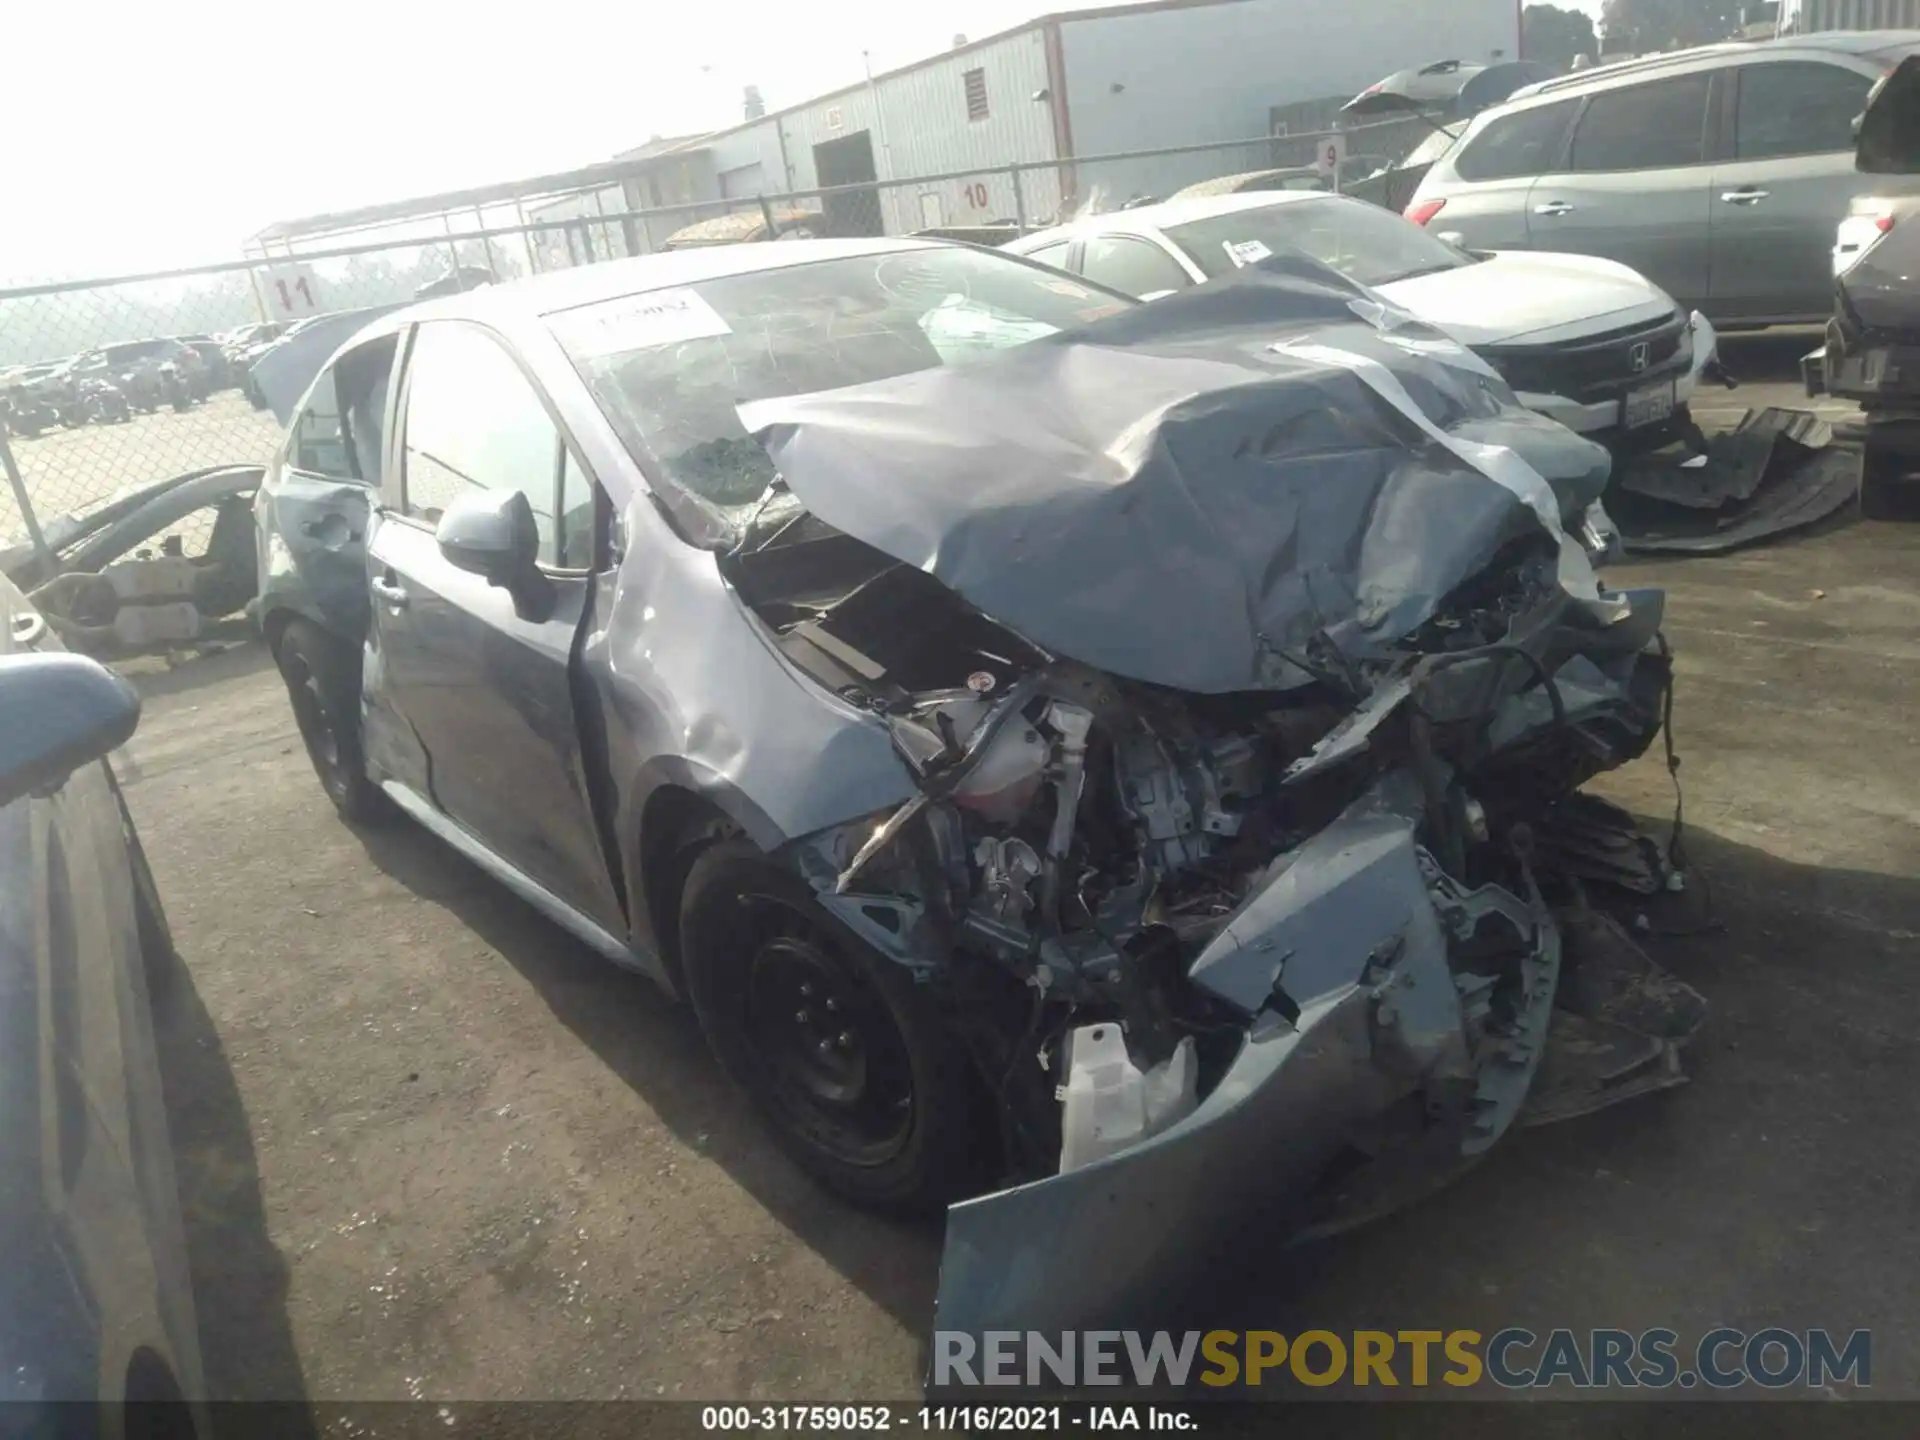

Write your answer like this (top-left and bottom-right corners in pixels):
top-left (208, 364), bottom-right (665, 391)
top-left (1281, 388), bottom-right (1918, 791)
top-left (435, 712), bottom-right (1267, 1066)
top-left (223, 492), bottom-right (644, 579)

top-left (1224, 239), bottom-right (1272, 268)
top-left (556, 287), bottom-right (732, 356)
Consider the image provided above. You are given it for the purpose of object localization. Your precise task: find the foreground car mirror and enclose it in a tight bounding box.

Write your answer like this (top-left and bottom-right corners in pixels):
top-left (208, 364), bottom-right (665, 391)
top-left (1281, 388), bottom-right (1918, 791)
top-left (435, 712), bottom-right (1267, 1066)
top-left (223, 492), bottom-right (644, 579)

top-left (434, 489), bottom-right (549, 604)
top-left (0, 650), bottom-right (140, 808)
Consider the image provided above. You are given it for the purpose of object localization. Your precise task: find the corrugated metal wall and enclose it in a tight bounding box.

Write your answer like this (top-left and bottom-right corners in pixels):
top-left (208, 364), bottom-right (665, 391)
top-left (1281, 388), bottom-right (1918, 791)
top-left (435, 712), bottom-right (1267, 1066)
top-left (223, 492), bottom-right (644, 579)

top-left (854, 31), bottom-right (1060, 230)
top-left (1059, 0), bottom-right (1518, 203)
top-left (1801, 0), bottom-right (1920, 29)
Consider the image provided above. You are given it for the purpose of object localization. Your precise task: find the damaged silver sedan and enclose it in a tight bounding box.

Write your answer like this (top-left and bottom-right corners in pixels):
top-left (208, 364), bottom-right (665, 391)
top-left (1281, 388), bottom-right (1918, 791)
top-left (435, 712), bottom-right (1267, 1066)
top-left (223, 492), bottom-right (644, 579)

top-left (253, 239), bottom-right (1703, 1345)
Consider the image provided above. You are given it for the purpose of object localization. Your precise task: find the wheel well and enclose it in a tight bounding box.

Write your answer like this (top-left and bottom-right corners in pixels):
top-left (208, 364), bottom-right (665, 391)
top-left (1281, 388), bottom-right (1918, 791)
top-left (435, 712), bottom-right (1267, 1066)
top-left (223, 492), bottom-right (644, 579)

top-left (638, 786), bottom-right (739, 994)
top-left (260, 605), bottom-right (296, 657)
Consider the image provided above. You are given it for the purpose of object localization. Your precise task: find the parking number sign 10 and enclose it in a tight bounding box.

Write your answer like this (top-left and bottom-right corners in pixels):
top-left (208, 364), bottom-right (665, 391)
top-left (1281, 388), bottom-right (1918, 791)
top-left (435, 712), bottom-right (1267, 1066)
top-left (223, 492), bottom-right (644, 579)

top-left (263, 263), bottom-right (324, 319)
top-left (962, 181), bottom-right (990, 210)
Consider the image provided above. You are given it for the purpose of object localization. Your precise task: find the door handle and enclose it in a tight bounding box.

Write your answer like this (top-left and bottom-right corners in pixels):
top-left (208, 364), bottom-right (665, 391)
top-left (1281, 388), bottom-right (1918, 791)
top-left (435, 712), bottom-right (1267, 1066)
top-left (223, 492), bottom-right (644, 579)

top-left (9, 612), bottom-right (46, 648)
top-left (1720, 188), bottom-right (1769, 204)
top-left (1533, 200), bottom-right (1574, 217)
top-left (369, 576), bottom-right (410, 608)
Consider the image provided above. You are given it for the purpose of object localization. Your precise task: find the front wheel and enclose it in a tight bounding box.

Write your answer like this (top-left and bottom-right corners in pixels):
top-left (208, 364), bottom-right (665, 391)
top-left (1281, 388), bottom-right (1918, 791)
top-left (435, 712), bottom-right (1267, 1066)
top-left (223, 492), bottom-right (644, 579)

top-left (679, 839), bottom-right (991, 1213)
top-left (274, 618), bottom-right (388, 824)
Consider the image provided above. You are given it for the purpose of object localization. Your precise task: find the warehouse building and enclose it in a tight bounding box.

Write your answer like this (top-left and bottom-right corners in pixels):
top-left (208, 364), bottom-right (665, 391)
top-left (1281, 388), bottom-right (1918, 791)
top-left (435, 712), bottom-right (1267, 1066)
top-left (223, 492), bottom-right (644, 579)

top-left (254, 0), bottom-right (1520, 259)
top-left (1798, 0), bottom-right (1920, 29)
top-left (624, 0), bottom-right (1521, 242)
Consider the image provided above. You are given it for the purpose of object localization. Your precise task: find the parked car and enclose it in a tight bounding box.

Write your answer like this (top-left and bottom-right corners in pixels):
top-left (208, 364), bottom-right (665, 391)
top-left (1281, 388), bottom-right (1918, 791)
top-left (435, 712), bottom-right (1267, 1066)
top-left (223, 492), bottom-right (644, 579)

top-left (221, 321), bottom-right (288, 366)
top-left (255, 238), bottom-right (1700, 1337)
top-left (1006, 190), bottom-right (1720, 447)
top-left (0, 566), bottom-right (207, 1429)
top-left (73, 340), bottom-right (201, 413)
top-left (0, 363), bottom-right (68, 437)
top-left (1406, 30), bottom-right (1920, 325)
top-left (1808, 53), bottom-right (1920, 514)
top-left (174, 337), bottom-right (232, 392)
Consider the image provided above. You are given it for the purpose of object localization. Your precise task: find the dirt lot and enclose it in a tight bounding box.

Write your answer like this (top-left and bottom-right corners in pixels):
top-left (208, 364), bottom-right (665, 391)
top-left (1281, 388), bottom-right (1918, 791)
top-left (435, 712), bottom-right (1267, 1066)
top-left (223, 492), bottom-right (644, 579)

top-left (117, 337), bottom-right (1920, 1403)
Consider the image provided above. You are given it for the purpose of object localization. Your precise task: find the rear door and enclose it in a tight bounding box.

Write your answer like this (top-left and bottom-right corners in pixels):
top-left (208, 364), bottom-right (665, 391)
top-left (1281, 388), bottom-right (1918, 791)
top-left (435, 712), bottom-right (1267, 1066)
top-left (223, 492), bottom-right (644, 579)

top-left (1709, 56), bottom-right (1883, 323)
top-left (1525, 71), bottom-right (1716, 308)
top-left (1425, 98), bottom-right (1580, 249)
top-left (362, 319), bottom-right (621, 930)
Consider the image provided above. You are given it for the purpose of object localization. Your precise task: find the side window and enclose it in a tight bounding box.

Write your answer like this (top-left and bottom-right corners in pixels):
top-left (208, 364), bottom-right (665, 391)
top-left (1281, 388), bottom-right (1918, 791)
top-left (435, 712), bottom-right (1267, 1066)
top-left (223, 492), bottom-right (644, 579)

top-left (289, 375), bottom-right (353, 479)
top-left (1078, 236), bottom-right (1193, 297)
top-left (1736, 62), bottom-right (1872, 160)
top-left (1023, 240), bottom-right (1074, 269)
top-left (401, 323), bottom-right (565, 566)
top-left (289, 336), bottom-right (400, 484)
top-left (1569, 74), bottom-right (1713, 173)
top-left (1453, 99), bottom-right (1578, 181)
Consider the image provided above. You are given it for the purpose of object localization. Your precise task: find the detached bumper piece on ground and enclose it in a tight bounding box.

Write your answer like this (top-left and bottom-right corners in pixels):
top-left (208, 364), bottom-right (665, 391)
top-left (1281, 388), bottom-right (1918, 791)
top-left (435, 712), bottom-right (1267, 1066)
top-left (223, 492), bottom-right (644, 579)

top-left (1608, 407), bottom-right (1862, 555)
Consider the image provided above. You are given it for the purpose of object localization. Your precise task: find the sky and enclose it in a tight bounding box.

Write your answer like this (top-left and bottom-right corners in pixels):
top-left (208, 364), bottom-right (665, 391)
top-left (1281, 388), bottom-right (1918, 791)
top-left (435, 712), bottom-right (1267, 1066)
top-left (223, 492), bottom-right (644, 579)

top-left (2, 0), bottom-right (1605, 283)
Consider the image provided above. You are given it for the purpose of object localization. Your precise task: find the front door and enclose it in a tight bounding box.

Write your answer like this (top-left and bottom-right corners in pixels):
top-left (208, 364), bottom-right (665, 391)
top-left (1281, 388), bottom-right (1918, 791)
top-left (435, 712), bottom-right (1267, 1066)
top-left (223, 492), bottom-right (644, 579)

top-left (1525, 71), bottom-right (1716, 309)
top-left (363, 320), bottom-right (620, 930)
top-left (1709, 58), bottom-right (1882, 324)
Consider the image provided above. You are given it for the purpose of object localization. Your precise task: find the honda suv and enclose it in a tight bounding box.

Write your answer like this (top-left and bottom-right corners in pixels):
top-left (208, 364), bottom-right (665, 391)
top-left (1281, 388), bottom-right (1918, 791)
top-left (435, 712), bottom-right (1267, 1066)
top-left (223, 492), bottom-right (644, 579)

top-left (1406, 31), bottom-right (1920, 325)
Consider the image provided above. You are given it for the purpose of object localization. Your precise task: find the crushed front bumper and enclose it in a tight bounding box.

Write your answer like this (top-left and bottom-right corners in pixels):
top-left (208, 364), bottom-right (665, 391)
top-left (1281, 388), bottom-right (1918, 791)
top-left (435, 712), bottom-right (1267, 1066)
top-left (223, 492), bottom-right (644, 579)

top-left (932, 769), bottom-right (1556, 1341)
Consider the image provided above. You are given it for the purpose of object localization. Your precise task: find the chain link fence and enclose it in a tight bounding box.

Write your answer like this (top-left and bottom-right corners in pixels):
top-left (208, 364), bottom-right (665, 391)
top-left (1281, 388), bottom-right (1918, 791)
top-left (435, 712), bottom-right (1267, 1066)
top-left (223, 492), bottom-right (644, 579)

top-left (0, 118), bottom-right (1433, 571)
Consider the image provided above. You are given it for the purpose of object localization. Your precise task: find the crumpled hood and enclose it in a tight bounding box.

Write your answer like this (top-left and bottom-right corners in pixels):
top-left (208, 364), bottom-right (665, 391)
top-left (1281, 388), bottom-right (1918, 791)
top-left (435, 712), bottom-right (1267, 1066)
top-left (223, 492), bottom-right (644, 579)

top-left (1381, 251), bottom-right (1677, 347)
top-left (743, 257), bottom-right (1612, 696)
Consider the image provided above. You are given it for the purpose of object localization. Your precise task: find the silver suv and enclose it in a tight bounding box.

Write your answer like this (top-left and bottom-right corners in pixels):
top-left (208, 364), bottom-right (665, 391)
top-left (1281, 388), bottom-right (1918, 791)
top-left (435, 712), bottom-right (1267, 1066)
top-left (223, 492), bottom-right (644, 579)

top-left (1406, 31), bottom-right (1920, 325)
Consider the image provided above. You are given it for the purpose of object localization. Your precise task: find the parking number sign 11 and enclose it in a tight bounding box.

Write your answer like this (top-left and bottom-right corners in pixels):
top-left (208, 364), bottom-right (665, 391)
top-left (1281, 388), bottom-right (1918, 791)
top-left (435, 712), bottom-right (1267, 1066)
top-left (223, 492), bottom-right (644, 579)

top-left (264, 263), bottom-right (323, 319)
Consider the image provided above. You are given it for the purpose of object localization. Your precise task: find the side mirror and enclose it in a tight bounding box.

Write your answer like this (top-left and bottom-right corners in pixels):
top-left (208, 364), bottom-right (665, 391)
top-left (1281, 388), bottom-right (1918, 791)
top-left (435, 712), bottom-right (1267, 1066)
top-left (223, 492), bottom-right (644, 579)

top-left (435, 487), bottom-right (541, 588)
top-left (433, 487), bottom-right (552, 617)
top-left (1436, 230), bottom-right (1468, 247)
top-left (0, 650), bottom-right (140, 808)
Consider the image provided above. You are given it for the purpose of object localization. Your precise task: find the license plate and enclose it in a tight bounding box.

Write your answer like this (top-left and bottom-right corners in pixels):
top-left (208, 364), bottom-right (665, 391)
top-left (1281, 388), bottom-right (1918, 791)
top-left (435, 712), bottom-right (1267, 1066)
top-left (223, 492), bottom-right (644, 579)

top-left (1623, 381), bottom-right (1676, 429)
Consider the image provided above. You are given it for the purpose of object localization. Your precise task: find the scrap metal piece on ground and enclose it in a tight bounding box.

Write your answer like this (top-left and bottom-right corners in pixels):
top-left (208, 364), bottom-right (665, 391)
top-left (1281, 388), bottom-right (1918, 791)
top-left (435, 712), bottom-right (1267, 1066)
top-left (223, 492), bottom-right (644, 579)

top-left (1521, 1012), bottom-right (1687, 1128)
top-left (1612, 406), bottom-right (1861, 554)
top-left (1555, 910), bottom-right (1708, 1044)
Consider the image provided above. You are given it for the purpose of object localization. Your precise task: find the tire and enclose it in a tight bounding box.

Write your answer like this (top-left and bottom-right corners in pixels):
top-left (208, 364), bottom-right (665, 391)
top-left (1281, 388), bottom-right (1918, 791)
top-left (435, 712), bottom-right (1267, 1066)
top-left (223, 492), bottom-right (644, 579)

top-left (274, 618), bottom-right (387, 824)
top-left (679, 838), bottom-right (989, 1213)
top-left (1860, 431), bottom-right (1915, 521)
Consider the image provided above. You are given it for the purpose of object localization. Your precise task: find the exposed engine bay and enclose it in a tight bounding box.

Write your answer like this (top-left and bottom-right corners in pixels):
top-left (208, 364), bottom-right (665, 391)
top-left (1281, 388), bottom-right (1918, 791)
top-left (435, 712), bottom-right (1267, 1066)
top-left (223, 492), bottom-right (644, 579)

top-left (728, 503), bottom-right (1691, 1191)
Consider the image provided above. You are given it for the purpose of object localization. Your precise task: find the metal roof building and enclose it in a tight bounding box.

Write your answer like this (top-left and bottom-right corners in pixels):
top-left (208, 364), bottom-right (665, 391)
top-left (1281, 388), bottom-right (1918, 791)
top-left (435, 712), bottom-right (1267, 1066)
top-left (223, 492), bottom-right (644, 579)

top-left (252, 0), bottom-right (1520, 257)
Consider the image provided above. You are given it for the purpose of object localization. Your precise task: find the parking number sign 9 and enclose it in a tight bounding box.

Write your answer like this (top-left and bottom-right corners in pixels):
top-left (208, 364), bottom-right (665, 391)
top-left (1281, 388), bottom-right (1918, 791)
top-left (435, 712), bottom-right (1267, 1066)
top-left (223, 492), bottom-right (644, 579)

top-left (1317, 133), bottom-right (1348, 179)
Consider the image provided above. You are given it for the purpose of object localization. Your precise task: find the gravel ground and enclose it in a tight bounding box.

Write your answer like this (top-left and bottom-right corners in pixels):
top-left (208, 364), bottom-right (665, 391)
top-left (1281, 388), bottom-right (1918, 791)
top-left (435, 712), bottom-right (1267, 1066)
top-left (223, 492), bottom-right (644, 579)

top-left (113, 337), bottom-right (1920, 1403)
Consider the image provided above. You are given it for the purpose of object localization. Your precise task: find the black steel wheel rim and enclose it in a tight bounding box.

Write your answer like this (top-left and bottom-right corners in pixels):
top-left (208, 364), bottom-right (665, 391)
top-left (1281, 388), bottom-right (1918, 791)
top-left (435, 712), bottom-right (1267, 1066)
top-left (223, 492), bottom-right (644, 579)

top-left (737, 892), bottom-right (914, 1167)
top-left (283, 649), bottom-right (345, 792)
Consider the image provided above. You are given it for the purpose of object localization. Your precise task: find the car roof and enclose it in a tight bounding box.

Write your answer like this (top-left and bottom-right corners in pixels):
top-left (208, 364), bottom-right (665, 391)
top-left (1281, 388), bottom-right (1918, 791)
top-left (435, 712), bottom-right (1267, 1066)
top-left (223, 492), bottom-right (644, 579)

top-left (392, 236), bottom-right (949, 326)
top-left (1506, 29), bottom-right (1919, 103)
top-left (1009, 190), bottom-right (1342, 250)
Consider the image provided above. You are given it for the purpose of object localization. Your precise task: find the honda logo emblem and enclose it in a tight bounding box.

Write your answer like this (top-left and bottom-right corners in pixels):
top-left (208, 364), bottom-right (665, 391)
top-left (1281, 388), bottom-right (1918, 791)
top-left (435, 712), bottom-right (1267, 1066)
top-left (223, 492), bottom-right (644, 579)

top-left (1628, 341), bottom-right (1651, 373)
